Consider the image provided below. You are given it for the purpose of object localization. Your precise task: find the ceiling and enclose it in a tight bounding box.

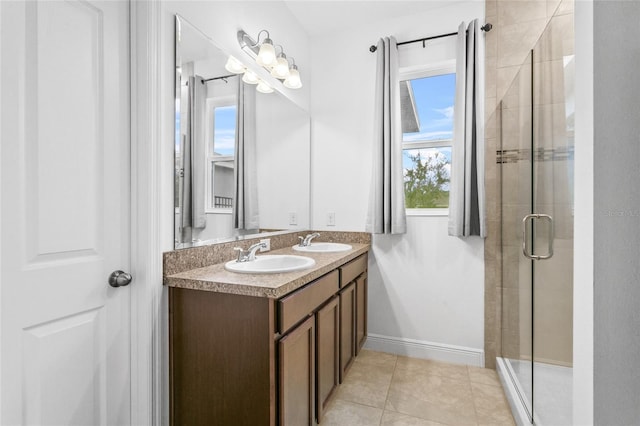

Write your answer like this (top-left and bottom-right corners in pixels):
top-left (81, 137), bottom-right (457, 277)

top-left (283, 1), bottom-right (468, 36)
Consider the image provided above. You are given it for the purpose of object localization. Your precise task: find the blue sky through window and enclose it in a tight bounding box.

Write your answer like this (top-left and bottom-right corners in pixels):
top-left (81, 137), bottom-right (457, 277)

top-left (402, 73), bottom-right (456, 142)
top-left (402, 73), bottom-right (455, 173)
top-left (213, 105), bottom-right (236, 156)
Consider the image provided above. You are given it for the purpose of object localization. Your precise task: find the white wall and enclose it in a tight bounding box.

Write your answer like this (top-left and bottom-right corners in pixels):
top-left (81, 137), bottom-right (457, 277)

top-left (255, 92), bottom-right (310, 231)
top-left (309, 2), bottom-right (486, 364)
top-left (573, 0), bottom-right (593, 422)
top-left (592, 1), bottom-right (640, 423)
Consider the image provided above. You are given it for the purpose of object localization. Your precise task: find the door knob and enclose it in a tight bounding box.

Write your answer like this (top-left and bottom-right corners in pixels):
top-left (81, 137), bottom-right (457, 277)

top-left (108, 270), bottom-right (133, 287)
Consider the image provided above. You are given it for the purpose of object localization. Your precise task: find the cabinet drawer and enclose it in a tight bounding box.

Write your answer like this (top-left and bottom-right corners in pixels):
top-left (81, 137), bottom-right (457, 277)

top-left (279, 270), bottom-right (339, 334)
top-left (339, 254), bottom-right (368, 287)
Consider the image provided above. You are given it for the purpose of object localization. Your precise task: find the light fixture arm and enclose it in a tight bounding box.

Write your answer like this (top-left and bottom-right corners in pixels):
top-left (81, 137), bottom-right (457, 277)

top-left (237, 29), bottom-right (260, 57)
top-left (244, 29), bottom-right (270, 47)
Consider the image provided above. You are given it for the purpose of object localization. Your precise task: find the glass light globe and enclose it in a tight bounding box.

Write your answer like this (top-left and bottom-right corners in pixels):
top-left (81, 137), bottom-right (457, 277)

top-left (283, 66), bottom-right (302, 89)
top-left (256, 80), bottom-right (274, 94)
top-left (242, 69), bottom-right (259, 84)
top-left (224, 56), bottom-right (245, 74)
top-left (270, 56), bottom-right (290, 79)
top-left (256, 39), bottom-right (276, 68)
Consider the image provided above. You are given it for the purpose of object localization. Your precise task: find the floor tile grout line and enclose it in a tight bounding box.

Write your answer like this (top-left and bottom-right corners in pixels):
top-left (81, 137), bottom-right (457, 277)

top-left (380, 355), bottom-right (399, 425)
top-left (467, 365), bottom-right (484, 426)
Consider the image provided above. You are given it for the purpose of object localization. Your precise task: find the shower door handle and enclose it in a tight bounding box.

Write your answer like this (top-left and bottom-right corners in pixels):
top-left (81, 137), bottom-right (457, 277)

top-left (522, 214), bottom-right (554, 260)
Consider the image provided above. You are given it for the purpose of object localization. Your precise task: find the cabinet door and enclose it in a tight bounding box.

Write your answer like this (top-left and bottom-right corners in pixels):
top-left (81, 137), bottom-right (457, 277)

top-left (279, 315), bottom-right (315, 426)
top-left (339, 282), bottom-right (356, 382)
top-left (356, 273), bottom-right (368, 354)
top-left (316, 297), bottom-right (339, 422)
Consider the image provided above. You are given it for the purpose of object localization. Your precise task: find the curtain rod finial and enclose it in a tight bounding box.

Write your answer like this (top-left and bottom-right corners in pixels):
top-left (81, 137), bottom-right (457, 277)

top-left (369, 45), bottom-right (377, 53)
top-left (481, 23), bottom-right (493, 32)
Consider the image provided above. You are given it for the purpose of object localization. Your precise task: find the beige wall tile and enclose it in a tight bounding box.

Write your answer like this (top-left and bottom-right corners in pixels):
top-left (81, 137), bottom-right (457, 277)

top-left (497, 19), bottom-right (549, 68)
top-left (486, 0), bottom-right (498, 19)
top-left (552, 0), bottom-right (574, 16)
top-left (498, 0), bottom-right (547, 25)
top-left (546, 0), bottom-right (562, 17)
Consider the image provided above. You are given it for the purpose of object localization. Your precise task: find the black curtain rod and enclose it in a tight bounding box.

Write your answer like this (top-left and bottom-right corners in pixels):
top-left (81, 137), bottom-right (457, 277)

top-left (369, 22), bottom-right (492, 53)
top-left (202, 74), bottom-right (238, 83)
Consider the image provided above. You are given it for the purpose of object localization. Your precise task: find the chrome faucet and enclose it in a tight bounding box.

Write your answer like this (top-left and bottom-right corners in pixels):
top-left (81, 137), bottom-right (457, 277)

top-left (298, 232), bottom-right (320, 247)
top-left (233, 242), bottom-right (266, 262)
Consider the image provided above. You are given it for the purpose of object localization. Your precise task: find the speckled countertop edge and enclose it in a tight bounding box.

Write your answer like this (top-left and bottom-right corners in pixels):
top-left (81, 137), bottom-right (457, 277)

top-left (164, 243), bottom-right (370, 299)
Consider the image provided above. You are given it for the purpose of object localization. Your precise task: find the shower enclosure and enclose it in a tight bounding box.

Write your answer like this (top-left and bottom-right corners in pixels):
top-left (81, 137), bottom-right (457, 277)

top-left (497, 2), bottom-right (574, 424)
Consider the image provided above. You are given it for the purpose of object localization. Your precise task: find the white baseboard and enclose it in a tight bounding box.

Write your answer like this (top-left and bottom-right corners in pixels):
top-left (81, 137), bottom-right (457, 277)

top-left (363, 333), bottom-right (485, 367)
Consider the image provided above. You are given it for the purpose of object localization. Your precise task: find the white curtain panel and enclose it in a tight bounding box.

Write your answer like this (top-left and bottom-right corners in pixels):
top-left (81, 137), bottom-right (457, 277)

top-left (448, 20), bottom-right (486, 237)
top-left (181, 75), bottom-right (207, 230)
top-left (365, 36), bottom-right (407, 235)
top-left (233, 79), bottom-right (260, 230)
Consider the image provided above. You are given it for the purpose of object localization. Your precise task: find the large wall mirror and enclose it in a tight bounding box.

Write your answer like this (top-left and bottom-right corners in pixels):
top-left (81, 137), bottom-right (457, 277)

top-left (174, 16), bottom-right (310, 249)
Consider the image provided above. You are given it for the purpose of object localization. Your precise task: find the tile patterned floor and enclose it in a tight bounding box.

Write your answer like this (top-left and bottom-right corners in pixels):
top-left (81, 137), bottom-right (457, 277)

top-left (321, 350), bottom-right (516, 426)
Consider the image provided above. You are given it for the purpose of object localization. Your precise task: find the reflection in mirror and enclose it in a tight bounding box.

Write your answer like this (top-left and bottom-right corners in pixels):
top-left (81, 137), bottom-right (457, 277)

top-left (174, 16), bottom-right (310, 249)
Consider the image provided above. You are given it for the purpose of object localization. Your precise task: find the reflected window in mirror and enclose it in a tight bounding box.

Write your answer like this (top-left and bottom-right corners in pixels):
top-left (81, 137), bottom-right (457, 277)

top-left (205, 80), bottom-right (237, 213)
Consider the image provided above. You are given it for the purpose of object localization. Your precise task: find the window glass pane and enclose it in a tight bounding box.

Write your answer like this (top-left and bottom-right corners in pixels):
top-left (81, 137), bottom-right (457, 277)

top-left (213, 105), bottom-right (236, 156)
top-left (403, 146), bottom-right (451, 208)
top-left (211, 160), bottom-right (234, 209)
top-left (402, 73), bottom-right (455, 142)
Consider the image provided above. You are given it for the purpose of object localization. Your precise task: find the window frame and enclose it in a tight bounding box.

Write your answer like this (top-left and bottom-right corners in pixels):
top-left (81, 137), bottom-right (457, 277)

top-left (400, 61), bottom-right (456, 217)
top-left (205, 96), bottom-right (236, 214)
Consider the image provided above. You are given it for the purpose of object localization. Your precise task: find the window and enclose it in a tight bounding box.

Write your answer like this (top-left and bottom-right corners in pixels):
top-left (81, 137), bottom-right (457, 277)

top-left (400, 66), bottom-right (455, 213)
top-left (206, 97), bottom-right (236, 211)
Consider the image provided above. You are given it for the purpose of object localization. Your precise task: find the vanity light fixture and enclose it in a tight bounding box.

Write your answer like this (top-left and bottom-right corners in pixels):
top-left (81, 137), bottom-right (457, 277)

top-left (271, 49), bottom-right (290, 79)
top-left (237, 28), bottom-right (302, 90)
top-left (254, 31), bottom-right (277, 67)
top-left (242, 69), bottom-right (260, 85)
top-left (256, 80), bottom-right (274, 94)
top-left (224, 55), bottom-right (246, 74)
top-left (284, 58), bottom-right (302, 89)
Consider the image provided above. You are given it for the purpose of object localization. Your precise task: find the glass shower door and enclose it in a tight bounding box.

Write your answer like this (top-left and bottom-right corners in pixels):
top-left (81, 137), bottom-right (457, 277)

top-left (531, 5), bottom-right (574, 425)
top-left (499, 1), bottom-right (574, 423)
top-left (500, 51), bottom-right (534, 421)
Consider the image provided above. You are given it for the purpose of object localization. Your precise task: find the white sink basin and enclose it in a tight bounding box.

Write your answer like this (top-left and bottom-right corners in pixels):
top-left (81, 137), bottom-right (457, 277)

top-left (224, 255), bottom-right (316, 274)
top-left (292, 242), bottom-right (353, 253)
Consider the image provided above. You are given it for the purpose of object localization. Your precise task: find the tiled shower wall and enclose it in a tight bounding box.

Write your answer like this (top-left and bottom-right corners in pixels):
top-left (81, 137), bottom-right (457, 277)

top-left (483, 0), bottom-right (565, 369)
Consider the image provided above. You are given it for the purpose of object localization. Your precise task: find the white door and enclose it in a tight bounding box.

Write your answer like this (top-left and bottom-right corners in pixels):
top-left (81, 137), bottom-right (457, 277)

top-left (1, 1), bottom-right (131, 424)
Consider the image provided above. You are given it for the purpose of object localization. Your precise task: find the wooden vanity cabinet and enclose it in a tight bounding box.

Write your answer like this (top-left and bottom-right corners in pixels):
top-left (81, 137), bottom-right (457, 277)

top-left (279, 315), bottom-right (315, 426)
top-left (356, 272), bottom-right (368, 354)
top-left (169, 289), bottom-right (276, 426)
top-left (315, 296), bottom-right (339, 422)
top-left (169, 252), bottom-right (368, 426)
top-left (338, 254), bottom-right (368, 381)
top-left (277, 270), bottom-right (338, 425)
top-left (339, 282), bottom-right (356, 381)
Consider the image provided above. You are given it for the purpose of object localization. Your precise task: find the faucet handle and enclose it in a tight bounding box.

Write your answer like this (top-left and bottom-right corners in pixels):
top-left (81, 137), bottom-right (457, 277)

top-left (233, 247), bottom-right (245, 262)
top-left (298, 236), bottom-right (305, 246)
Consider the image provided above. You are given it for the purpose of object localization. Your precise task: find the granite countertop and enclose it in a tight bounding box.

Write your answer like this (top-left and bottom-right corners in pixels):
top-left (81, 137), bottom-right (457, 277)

top-left (164, 243), bottom-right (370, 299)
